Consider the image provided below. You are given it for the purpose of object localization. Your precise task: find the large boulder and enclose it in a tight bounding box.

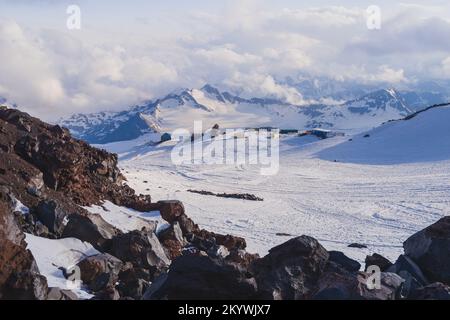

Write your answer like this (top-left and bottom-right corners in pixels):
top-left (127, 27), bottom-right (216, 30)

top-left (143, 255), bottom-right (258, 300)
top-left (365, 253), bottom-right (393, 272)
top-left (35, 200), bottom-right (69, 236)
top-left (328, 251), bottom-right (361, 272)
top-left (387, 255), bottom-right (429, 297)
top-left (62, 213), bottom-right (121, 251)
top-left (408, 283), bottom-right (450, 300)
top-left (110, 230), bottom-right (170, 274)
top-left (77, 253), bottom-right (123, 292)
top-left (250, 236), bottom-right (329, 300)
top-left (403, 217), bottom-right (450, 284)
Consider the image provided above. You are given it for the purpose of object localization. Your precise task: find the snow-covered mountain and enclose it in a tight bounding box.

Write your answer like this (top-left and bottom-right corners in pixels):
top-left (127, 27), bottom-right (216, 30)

top-left (318, 103), bottom-right (450, 164)
top-left (60, 85), bottom-right (436, 144)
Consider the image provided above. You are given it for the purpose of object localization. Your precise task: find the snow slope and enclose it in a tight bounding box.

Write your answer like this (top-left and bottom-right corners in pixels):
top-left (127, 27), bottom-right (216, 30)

top-left (318, 104), bottom-right (450, 164)
top-left (25, 234), bottom-right (100, 299)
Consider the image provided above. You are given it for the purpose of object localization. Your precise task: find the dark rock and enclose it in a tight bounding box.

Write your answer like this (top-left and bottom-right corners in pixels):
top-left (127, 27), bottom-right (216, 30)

top-left (403, 216), bottom-right (450, 285)
top-left (328, 251), bottom-right (361, 272)
top-left (92, 286), bottom-right (120, 300)
top-left (0, 189), bottom-right (48, 300)
top-left (313, 272), bottom-right (404, 300)
top-left (365, 253), bottom-right (393, 272)
top-left (62, 213), bottom-right (121, 251)
top-left (387, 255), bottom-right (429, 297)
top-left (77, 253), bottom-right (123, 292)
top-left (348, 243), bottom-right (367, 249)
top-left (251, 236), bottom-right (329, 300)
top-left (111, 230), bottom-right (170, 273)
top-left (408, 283), bottom-right (450, 300)
top-left (158, 222), bottom-right (187, 260)
top-left (35, 200), bottom-right (69, 236)
top-left (47, 287), bottom-right (78, 300)
top-left (143, 255), bottom-right (258, 300)
top-left (153, 200), bottom-right (185, 224)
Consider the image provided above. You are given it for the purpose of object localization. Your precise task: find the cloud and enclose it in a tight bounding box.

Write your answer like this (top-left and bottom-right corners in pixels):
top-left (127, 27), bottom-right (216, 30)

top-left (0, 2), bottom-right (449, 119)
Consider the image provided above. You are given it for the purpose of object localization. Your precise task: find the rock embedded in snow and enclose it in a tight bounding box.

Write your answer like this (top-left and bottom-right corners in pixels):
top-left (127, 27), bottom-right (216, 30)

top-left (62, 213), bottom-right (121, 251)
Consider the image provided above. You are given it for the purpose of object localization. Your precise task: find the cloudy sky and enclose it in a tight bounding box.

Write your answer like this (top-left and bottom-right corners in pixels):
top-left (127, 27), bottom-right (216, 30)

top-left (0, 0), bottom-right (449, 119)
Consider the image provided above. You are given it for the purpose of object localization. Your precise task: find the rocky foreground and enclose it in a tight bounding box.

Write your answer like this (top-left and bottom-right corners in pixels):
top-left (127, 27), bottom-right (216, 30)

top-left (1, 106), bottom-right (450, 300)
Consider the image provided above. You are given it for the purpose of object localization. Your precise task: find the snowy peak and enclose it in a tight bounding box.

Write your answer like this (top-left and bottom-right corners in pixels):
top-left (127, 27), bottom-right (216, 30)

top-left (343, 89), bottom-right (411, 115)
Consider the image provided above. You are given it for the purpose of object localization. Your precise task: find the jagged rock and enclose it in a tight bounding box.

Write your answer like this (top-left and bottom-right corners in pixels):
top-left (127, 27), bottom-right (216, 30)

top-left (404, 216), bottom-right (450, 285)
top-left (365, 253), bottom-right (393, 272)
top-left (77, 253), bottom-right (123, 292)
top-left (26, 172), bottom-right (44, 197)
top-left (158, 222), bottom-right (187, 260)
top-left (35, 200), bottom-right (69, 236)
top-left (47, 287), bottom-right (78, 300)
top-left (328, 251), bottom-right (361, 272)
top-left (111, 230), bottom-right (170, 273)
top-left (118, 277), bottom-right (149, 300)
top-left (153, 200), bottom-right (185, 224)
top-left (251, 236), bottom-right (329, 300)
top-left (313, 272), bottom-right (404, 300)
top-left (408, 283), bottom-right (450, 300)
top-left (143, 255), bottom-right (258, 300)
top-left (0, 188), bottom-right (48, 300)
top-left (226, 249), bottom-right (260, 268)
top-left (387, 255), bottom-right (429, 298)
top-left (62, 213), bottom-right (121, 251)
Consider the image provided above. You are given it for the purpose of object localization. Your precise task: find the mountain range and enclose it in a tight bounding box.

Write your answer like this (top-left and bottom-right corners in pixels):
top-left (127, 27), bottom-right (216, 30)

top-left (59, 83), bottom-right (449, 144)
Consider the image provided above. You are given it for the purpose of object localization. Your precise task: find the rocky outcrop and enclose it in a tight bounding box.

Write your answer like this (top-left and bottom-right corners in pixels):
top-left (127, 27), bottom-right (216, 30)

top-left (0, 107), bottom-right (153, 210)
top-left (0, 188), bottom-right (48, 300)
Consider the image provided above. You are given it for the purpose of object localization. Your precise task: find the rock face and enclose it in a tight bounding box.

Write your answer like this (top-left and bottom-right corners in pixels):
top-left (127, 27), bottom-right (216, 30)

top-left (110, 230), bottom-right (170, 275)
top-left (77, 254), bottom-right (123, 292)
top-left (0, 188), bottom-right (48, 300)
top-left (251, 236), bottom-right (329, 300)
top-left (143, 255), bottom-right (258, 300)
top-left (403, 217), bottom-right (450, 285)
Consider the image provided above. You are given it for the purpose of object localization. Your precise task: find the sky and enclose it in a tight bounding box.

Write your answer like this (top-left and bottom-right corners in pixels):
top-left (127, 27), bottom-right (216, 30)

top-left (0, 0), bottom-right (449, 118)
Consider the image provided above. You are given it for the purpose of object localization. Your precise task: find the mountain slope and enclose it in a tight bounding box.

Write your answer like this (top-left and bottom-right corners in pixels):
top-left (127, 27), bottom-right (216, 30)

top-left (317, 103), bottom-right (450, 164)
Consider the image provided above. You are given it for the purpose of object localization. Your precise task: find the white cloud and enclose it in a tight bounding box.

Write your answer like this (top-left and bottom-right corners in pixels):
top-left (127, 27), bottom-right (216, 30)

top-left (0, 2), bottom-right (449, 118)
